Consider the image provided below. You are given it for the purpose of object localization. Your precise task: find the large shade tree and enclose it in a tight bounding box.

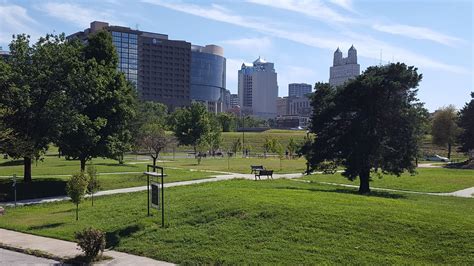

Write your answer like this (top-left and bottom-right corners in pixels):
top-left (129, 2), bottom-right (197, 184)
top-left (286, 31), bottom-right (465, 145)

top-left (57, 31), bottom-right (136, 171)
top-left (431, 105), bottom-right (460, 159)
top-left (306, 63), bottom-right (428, 194)
top-left (171, 102), bottom-right (211, 153)
top-left (457, 92), bottom-right (474, 158)
top-left (0, 34), bottom-right (80, 182)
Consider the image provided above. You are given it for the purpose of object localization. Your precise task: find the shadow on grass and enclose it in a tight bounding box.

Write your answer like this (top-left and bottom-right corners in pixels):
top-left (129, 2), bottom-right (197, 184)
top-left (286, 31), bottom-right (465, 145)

top-left (105, 224), bottom-right (143, 248)
top-left (28, 222), bottom-right (65, 230)
top-left (0, 160), bottom-right (24, 167)
top-left (278, 185), bottom-right (407, 199)
top-left (94, 163), bottom-right (137, 168)
top-left (0, 178), bottom-right (67, 202)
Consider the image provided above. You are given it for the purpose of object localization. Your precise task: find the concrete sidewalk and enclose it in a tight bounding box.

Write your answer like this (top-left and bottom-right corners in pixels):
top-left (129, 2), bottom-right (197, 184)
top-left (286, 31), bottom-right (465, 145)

top-left (2, 172), bottom-right (304, 207)
top-left (0, 228), bottom-right (173, 266)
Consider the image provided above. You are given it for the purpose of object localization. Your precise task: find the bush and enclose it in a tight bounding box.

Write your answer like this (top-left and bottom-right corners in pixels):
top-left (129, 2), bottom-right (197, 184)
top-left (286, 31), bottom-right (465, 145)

top-left (75, 227), bottom-right (106, 260)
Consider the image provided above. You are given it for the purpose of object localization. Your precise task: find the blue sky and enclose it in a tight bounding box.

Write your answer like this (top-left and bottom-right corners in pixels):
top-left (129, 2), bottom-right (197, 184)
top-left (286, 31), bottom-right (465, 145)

top-left (0, 0), bottom-right (472, 111)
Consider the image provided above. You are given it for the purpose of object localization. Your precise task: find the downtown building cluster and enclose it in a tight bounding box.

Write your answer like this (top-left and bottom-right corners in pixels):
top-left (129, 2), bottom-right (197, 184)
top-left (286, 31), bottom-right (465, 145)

top-left (68, 21), bottom-right (229, 112)
top-left (67, 21), bottom-right (361, 126)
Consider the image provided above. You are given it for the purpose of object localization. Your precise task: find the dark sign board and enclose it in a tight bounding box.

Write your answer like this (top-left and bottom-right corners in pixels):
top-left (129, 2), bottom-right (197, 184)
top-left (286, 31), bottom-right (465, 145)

top-left (151, 182), bottom-right (160, 209)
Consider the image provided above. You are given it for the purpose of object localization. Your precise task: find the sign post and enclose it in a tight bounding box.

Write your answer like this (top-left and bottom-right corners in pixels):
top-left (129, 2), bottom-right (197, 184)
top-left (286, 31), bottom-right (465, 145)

top-left (144, 165), bottom-right (165, 227)
top-left (12, 174), bottom-right (17, 207)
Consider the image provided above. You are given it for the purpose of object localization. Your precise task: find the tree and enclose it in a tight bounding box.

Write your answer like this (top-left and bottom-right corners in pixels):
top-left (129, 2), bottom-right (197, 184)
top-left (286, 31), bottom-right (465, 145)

top-left (138, 123), bottom-right (176, 166)
top-left (306, 64), bottom-right (427, 194)
top-left (0, 34), bottom-right (80, 182)
top-left (57, 30), bottom-right (136, 171)
top-left (66, 172), bottom-right (88, 221)
top-left (457, 92), bottom-right (474, 158)
top-left (206, 116), bottom-right (223, 156)
top-left (231, 138), bottom-right (242, 155)
top-left (171, 103), bottom-right (211, 153)
top-left (431, 105), bottom-right (460, 159)
top-left (86, 165), bottom-right (100, 207)
top-left (274, 141), bottom-right (285, 170)
top-left (216, 112), bottom-right (235, 132)
top-left (287, 138), bottom-right (298, 159)
top-left (263, 137), bottom-right (276, 158)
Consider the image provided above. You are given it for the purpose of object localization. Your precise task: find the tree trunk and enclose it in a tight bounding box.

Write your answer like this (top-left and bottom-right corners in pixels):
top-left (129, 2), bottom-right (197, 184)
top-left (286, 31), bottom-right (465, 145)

top-left (91, 192), bottom-right (94, 207)
top-left (23, 157), bottom-right (32, 183)
top-left (152, 157), bottom-right (157, 167)
top-left (76, 203), bottom-right (79, 221)
top-left (448, 143), bottom-right (452, 159)
top-left (358, 169), bottom-right (371, 194)
top-left (80, 158), bottom-right (86, 172)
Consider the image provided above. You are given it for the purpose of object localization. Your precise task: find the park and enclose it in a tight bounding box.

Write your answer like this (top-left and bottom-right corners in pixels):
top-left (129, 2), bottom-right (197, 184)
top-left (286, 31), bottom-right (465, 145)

top-left (0, 31), bottom-right (473, 264)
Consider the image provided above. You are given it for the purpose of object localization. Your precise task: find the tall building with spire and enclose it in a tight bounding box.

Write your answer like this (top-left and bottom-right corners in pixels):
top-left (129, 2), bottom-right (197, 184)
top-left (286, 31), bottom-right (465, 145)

top-left (238, 57), bottom-right (278, 118)
top-left (329, 45), bottom-right (360, 86)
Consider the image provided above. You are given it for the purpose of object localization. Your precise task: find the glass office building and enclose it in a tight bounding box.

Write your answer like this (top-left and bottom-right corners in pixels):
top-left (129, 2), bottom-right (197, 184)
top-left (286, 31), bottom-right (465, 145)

top-left (111, 31), bottom-right (138, 85)
top-left (190, 45), bottom-right (226, 113)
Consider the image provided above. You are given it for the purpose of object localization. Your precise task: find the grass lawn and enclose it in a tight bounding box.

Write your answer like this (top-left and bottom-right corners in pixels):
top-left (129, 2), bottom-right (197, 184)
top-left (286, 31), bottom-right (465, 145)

top-left (163, 157), bottom-right (307, 174)
top-left (0, 179), bottom-right (472, 264)
top-left (301, 168), bottom-right (474, 193)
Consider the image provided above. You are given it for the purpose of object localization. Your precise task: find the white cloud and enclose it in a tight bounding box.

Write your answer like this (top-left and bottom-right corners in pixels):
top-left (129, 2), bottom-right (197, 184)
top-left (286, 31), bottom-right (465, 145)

top-left (221, 37), bottom-right (272, 52)
top-left (142, 0), bottom-right (468, 75)
top-left (0, 4), bottom-right (40, 45)
top-left (328, 0), bottom-right (355, 12)
top-left (373, 24), bottom-right (463, 47)
top-left (226, 58), bottom-right (246, 92)
top-left (278, 65), bottom-right (317, 96)
top-left (246, 0), bottom-right (354, 24)
top-left (39, 2), bottom-right (119, 28)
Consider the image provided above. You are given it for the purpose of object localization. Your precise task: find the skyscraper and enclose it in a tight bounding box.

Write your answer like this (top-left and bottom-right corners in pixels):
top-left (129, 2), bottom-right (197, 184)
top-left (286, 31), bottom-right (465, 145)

top-left (238, 57), bottom-right (278, 118)
top-left (230, 94), bottom-right (239, 108)
top-left (190, 44), bottom-right (226, 113)
top-left (288, 83), bottom-right (312, 98)
top-left (329, 45), bottom-right (360, 87)
top-left (68, 21), bottom-right (191, 110)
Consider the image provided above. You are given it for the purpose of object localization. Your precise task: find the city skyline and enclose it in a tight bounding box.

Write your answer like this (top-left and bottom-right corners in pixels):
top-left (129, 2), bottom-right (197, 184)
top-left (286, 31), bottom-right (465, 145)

top-left (0, 0), bottom-right (472, 111)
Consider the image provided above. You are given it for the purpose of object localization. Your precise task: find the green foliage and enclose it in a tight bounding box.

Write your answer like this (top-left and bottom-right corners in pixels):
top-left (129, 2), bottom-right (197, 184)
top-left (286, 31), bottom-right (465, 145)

top-left (0, 34), bottom-right (81, 181)
top-left (231, 138), bottom-right (242, 154)
top-left (431, 105), bottom-right (460, 159)
top-left (286, 138), bottom-right (298, 159)
top-left (66, 172), bottom-right (88, 220)
top-left (216, 112), bottom-right (236, 132)
top-left (171, 103), bottom-right (211, 152)
top-left (74, 227), bottom-right (106, 260)
top-left (137, 123), bottom-right (176, 165)
top-left (457, 92), bottom-right (474, 157)
top-left (262, 137), bottom-right (277, 158)
top-left (306, 64), bottom-right (428, 193)
top-left (57, 30), bottom-right (137, 171)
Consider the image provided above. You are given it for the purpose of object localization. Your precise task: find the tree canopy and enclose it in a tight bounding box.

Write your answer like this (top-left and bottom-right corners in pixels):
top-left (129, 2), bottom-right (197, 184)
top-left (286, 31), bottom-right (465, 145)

top-left (457, 92), bottom-right (474, 157)
top-left (306, 63), bottom-right (428, 194)
top-left (431, 105), bottom-right (460, 159)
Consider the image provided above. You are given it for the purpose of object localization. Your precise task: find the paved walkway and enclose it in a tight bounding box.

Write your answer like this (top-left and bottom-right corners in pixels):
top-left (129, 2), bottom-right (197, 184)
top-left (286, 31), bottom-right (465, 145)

top-left (0, 248), bottom-right (59, 265)
top-left (2, 170), bottom-right (473, 207)
top-left (0, 229), bottom-right (173, 266)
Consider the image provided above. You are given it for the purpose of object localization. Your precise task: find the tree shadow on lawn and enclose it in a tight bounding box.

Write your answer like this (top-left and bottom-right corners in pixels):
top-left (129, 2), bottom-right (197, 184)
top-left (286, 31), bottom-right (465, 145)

top-left (106, 224), bottom-right (143, 248)
top-left (0, 160), bottom-right (24, 167)
top-left (277, 185), bottom-right (407, 199)
top-left (0, 178), bottom-right (67, 202)
top-left (93, 163), bottom-right (138, 168)
top-left (28, 222), bottom-right (65, 230)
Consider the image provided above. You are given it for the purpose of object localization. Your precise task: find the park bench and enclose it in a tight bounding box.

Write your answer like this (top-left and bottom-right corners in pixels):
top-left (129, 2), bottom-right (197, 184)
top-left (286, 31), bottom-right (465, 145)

top-left (254, 169), bottom-right (273, 180)
top-left (250, 165), bottom-right (265, 174)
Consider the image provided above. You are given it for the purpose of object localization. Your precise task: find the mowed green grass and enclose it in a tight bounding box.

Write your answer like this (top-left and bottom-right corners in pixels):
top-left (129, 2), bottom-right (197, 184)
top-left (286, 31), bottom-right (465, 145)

top-left (164, 156), bottom-right (307, 174)
top-left (301, 168), bottom-right (474, 193)
top-left (0, 179), bottom-right (472, 264)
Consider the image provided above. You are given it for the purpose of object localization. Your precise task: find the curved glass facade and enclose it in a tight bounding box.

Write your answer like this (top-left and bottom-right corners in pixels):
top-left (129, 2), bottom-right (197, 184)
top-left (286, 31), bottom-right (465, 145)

top-left (190, 51), bottom-right (226, 102)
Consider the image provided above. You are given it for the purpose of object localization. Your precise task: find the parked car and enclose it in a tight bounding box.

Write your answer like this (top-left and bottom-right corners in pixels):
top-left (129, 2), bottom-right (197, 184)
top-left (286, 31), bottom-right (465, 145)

top-left (425, 154), bottom-right (450, 162)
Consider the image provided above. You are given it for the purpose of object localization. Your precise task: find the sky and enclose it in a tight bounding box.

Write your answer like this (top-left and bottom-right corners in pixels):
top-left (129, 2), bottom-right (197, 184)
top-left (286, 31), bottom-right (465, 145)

top-left (0, 0), bottom-right (472, 111)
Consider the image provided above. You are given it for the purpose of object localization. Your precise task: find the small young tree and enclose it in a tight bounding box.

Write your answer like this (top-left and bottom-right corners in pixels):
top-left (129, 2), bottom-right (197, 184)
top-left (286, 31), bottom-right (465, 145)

top-left (431, 105), bottom-right (460, 159)
top-left (138, 123), bottom-right (176, 166)
top-left (273, 141), bottom-right (285, 170)
top-left (231, 138), bottom-right (242, 156)
top-left (287, 138), bottom-right (298, 159)
top-left (86, 165), bottom-right (100, 207)
top-left (66, 172), bottom-right (88, 221)
top-left (263, 137), bottom-right (276, 158)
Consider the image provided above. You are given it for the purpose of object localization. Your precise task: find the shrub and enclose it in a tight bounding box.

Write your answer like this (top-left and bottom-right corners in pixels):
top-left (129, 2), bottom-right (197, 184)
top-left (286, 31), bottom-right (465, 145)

top-left (75, 227), bottom-right (106, 260)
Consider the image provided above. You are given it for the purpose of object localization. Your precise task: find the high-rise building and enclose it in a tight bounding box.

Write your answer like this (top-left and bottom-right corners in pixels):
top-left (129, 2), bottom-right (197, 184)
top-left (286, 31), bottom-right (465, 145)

top-left (190, 44), bottom-right (226, 113)
top-left (238, 57), bottom-right (278, 118)
top-left (68, 21), bottom-right (191, 110)
top-left (230, 94), bottom-right (239, 108)
top-left (288, 83), bottom-right (312, 98)
top-left (276, 97), bottom-right (288, 116)
top-left (329, 45), bottom-right (360, 87)
top-left (223, 89), bottom-right (231, 110)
